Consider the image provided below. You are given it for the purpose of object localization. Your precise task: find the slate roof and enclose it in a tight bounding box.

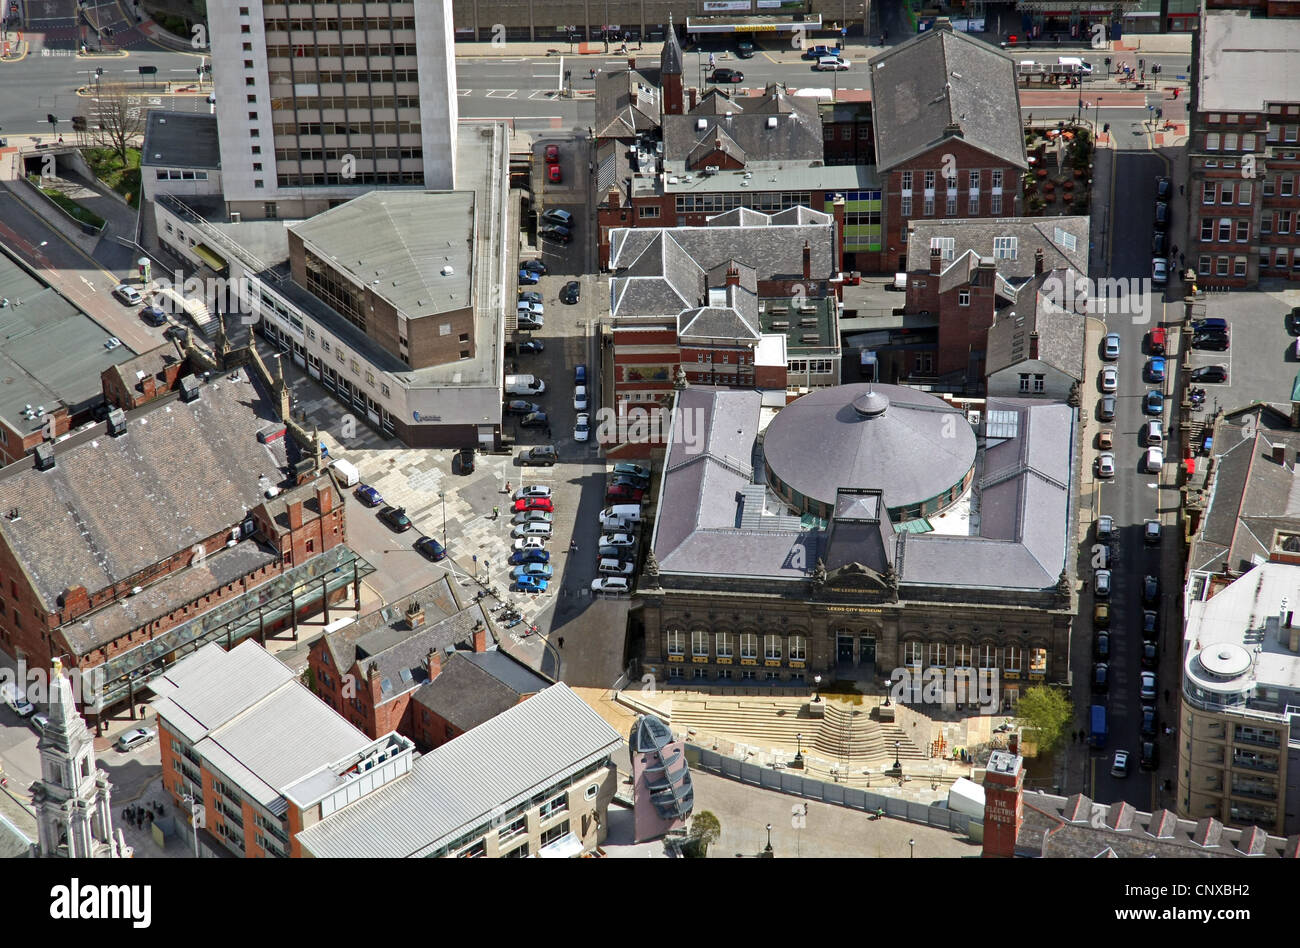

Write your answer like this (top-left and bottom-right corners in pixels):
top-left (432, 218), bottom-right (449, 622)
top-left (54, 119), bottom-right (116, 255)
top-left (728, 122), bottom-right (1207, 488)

top-left (288, 190), bottom-right (475, 319)
top-left (985, 272), bottom-right (1086, 382)
top-left (294, 683), bottom-right (624, 858)
top-left (320, 574), bottom-right (465, 673)
top-left (906, 217), bottom-right (1090, 277)
top-left (868, 22), bottom-right (1027, 172)
top-left (1015, 789), bottom-right (1299, 858)
top-left (663, 85), bottom-right (822, 164)
top-left (255, 476), bottom-right (339, 536)
top-left (661, 17), bottom-right (683, 76)
top-left (595, 68), bottom-right (662, 139)
top-left (141, 110), bottom-right (221, 170)
top-left (103, 344), bottom-right (185, 404)
top-left (0, 369), bottom-right (292, 613)
top-left (352, 607), bottom-right (493, 707)
top-left (413, 650), bottom-right (549, 733)
top-left (1188, 406), bottom-right (1300, 574)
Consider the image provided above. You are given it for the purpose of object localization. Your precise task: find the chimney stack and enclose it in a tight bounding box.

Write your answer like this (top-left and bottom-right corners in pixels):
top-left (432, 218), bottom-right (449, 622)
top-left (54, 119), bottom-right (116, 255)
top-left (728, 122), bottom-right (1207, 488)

top-left (688, 87), bottom-right (697, 109)
top-left (473, 624), bottom-right (488, 653)
top-left (405, 599), bottom-right (425, 630)
top-left (426, 648), bottom-right (442, 682)
top-left (802, 241), bottom-right (812, 280)
top-left (1034, 248), bottom-right (1045, 275)
top-left (287, 499), bottom-right (304, 530)
top-left (316, 480), bottom-right (334, 515)
top-left (1029, 330), bottom-right (1039, 360)
top-left (726, 262), bottom-right (740, 287)
top-left (981, 751), bottom-right (1025, 858)
top-left (930, 245), bottom-right (943, 275)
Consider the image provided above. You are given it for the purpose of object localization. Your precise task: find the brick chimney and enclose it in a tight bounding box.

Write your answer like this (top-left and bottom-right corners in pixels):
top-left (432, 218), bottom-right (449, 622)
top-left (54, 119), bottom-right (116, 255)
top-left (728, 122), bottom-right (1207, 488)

top-left (59, 584), bottom-right (90, 618)
top-left (287, 498), bottom-right (304, 530)
top-left (1035, 247), bottom-right (1045, 275)
top-left (725, 262), bottom-right (740, 287)
top-left (802, 241), bottom-right (812, 279)
top-left (405, 599), bottom-right (425, 631)
top-left (982, 750), bottom-right (1025, 858)
top-left (832, 196), bottom-right (846, 272)
top-left (930, 245), bottom-right (943, 275)
top-left (141, 375), bottom-right (157, 401)
top-left (426, 648), bottom-right (442, 682)
top-left (366, 660), bottom-right (383, 703)
top-left (1029, 330), bottom-right (1039, 360)
top-left (473, 623), bottom-right (488, 653)
top-left (316, 481), bottom-right (334, 515)
top-left (688, 87), bottom-right (697, 110)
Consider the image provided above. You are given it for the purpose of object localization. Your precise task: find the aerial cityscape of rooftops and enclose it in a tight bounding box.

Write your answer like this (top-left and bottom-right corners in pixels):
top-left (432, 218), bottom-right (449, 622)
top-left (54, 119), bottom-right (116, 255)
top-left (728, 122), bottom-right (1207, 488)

top-left (0, 0), bottom-right (1297, 878)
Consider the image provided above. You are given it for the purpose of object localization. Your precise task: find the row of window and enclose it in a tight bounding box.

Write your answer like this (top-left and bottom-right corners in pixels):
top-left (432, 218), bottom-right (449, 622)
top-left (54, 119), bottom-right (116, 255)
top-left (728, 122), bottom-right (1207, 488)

top-left (264, 16), bottom-right (417, 32)
top-left (1202, 181), bottom-right (1257, 205)
top-left (278, 171), bottom-right (424, 187)
top-left (1018, 373), bottom-right (1048, 393)
top-left (266, 43), bottom-right (419, 58)
top-left (273, 147), bottom-right (424, 162)
top-left (154, 169), bottom-right (210, 181)
top-left (674, 192), bottom-right (812, 214)
top-left (789, 359), bottom-right (835, 374)
top-left (669, 667), bottom-right (805, 682)
top-left (823, 125), bottom-right (872, 140)
top-left (270, 94), bottom-right (421, 110)
top-left (1202, 211), bottom-right (1300, 240)
top-left (273, 120), bottom-right (422, 137)
top-left (902, 193), bottom-right (1004, 217)
top-left (269, 69), bottom-right (422, 86)
top-left (1196, 253), bottom-right (1300, 276)
top-left (665, 631), bottom-right (808, 660)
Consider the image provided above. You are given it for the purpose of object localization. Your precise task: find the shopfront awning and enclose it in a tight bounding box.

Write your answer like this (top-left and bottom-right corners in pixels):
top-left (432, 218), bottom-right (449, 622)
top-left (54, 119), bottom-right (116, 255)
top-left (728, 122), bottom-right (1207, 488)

top-left (686, 14), bottom-right (822, 33)
top-left (533, 832), bottom-right (585, 858)
top-left (194, 243), bottom-right (229, 274)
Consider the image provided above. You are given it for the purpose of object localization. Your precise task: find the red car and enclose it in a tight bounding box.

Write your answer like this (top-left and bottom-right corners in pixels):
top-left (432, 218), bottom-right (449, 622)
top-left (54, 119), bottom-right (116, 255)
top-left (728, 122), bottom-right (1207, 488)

top-left (513, 497), bottom-right (555, 513)
top-left (548, 163), bottom-right (562, 183)
top-left (606, 485), bottom-right (644, 503)
top-left (1148, 327), bottom-right (1166, 355)
top-left (544, 144), bottom-right (559, 164)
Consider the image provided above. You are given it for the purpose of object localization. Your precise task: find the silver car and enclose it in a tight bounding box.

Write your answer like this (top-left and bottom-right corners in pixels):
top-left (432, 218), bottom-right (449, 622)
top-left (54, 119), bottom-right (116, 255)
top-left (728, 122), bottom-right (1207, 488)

top-left (1102, 333), bottom-right (1121, 360)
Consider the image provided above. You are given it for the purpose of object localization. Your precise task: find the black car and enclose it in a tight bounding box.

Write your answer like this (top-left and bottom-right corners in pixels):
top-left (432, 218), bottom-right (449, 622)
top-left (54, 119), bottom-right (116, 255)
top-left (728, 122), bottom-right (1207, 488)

top-left (560, 280), bottom-right (581, 304)
top-left (1140, 741), bottom-right (1159, 771)
top-left (1190, 364), bottom-right (1228, 383)
top-left (1151, 232), bottom-right (1168, 257)
top-left (415, 537), bottom-right (447, 561)
top-left (1155, 176), bottom-right (1172, 201)
top-left (539, 224), bottom-right (572, 244)
top-left (1143, 574), bottom-right (1160, 606)
top-left (1154, 202), bottom-right (1170, 231)
top-left (520, 411), bottom-right (549, 428)
top-left (1140, 707), bottom-right (1158, 739)
top-left (1141, 641), bottom-right (1159, 669)
top-left (540, 209), bottom-right (574, 228)
top-left (598, 544), bottom-right (624, 558)
top-left (1092, 663), bottom-right (1109, 694)
top-left (455, 447), bottom-right (475, 475)
top-left (505, 399), bottom-right (542, 416)
top-left (378, 506), bottom-right (413, 532)
top-left (521, 259), bottom-right (548, 275)
top-left (1191, 331), bottom-right (1229, 351)
top-left (736, 40), bottom-right (755, 58)
top-left (1093, 632), bottom-right (1110, 661)
top-left (610, 474), bottom-right (649, 491)
top-left (1143, 609), bottom-right (1159, 642)
top-left (711, 67), bottom-right (744, 83)
top-left (506, 340), bottom-right (544, 356)
top-left (140, 305), bottom-right (167, 326)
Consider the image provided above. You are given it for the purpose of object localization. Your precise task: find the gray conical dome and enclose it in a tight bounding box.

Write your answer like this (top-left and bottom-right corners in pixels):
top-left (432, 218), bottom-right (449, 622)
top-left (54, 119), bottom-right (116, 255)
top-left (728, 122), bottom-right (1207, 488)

top-left (661, 14), bottom-right (683, 76)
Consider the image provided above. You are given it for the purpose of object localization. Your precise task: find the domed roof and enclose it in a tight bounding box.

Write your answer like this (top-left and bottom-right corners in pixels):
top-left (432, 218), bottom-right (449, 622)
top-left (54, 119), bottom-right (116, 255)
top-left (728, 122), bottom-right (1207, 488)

top-left (661, 14), bottom-right (683, 77)
top-left (763, 383), bottom-right (977, 514)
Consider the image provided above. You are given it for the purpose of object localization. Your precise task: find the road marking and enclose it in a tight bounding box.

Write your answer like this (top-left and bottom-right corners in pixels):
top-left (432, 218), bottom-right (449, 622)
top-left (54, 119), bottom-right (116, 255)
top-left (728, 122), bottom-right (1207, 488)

top-left (456, 88), bottom-right (471, 96)
top-left (485, 89), bottom-right (517, 98)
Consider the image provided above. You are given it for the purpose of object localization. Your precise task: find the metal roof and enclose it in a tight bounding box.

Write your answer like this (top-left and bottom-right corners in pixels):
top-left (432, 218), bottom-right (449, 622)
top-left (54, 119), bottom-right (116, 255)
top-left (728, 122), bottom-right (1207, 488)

top-left (295, 683), bottom-right (623, 857)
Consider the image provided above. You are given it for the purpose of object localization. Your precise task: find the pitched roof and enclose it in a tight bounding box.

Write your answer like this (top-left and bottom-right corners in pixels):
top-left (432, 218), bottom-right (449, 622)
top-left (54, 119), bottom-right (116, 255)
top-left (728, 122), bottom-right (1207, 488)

top-left (985, 272), bottom-right (1086, 382)
top-left (661, 17), bottom-right (683, 76)
top-left (594, 68), bottom-right (662, 139)
top-left (295, 683), bottom-right (624, 857)
top-left (413, 650), bottom-right (549, 732)
top-left (906, 216), bottom-right (1090, 277)
top-left (0, 369), bottom-right (293, 612)
top-left (868, 23), bottom-right (1028, 171)
top-left (663, 87), bottom-right (823, 164)
top-left (320, 574), bottom-right (466, 673)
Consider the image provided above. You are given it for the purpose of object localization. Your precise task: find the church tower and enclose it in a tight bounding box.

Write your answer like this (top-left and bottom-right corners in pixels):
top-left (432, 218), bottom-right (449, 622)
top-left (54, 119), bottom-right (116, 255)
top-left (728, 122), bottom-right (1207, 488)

top-left (30, 660), bottom-right (127, 858)
top-left (661, 14), bottom-right (684, 116)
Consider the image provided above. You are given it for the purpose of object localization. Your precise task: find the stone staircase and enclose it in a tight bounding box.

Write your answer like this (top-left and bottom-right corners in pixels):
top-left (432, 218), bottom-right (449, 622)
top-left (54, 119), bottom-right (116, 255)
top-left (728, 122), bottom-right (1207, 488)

top-left (152, 285), bottom-right (215, 336)
top-left (668, 696), bottom-right (929, 767)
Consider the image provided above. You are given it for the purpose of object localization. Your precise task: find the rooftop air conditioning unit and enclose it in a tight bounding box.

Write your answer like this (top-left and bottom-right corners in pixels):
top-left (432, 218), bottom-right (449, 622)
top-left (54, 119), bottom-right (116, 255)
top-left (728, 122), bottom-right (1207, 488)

top-left (767, 117), bottom-right (777, 128)
top-left (696, 119), bottom-right (707, 130)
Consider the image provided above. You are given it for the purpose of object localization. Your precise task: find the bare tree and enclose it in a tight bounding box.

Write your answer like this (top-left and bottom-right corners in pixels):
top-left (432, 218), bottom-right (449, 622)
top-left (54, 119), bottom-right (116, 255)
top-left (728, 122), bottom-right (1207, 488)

top-left (92, 81), bottom-right (146, 164)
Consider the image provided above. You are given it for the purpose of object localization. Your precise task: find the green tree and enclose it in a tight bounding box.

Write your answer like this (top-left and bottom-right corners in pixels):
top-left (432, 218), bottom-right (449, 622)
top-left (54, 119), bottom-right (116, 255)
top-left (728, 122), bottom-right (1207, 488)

top-left (683, 811), bottom-right (721, 858)
top-left (1015, 685), bottom-right (1072, 752)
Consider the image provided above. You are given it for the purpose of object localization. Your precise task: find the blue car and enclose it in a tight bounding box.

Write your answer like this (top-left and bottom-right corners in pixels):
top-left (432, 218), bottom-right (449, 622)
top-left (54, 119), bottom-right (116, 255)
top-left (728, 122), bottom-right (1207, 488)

top-left (518, 269), bottom-right (540, 285)
top-left (415, 537), bottom-right (447, 561)
top-left (355, 484), bottom-right (384, 507)
top-left (510, 562), bottom-right (554, 581)
top-left (509, 549), bottom-right (551, 566)
top-left (574, 363), bottom-right (587, 385)
top-left (513, 575), bottom-right (550, 594)
top-left (1146, 357), bottom-right (1166, 382)
top-left (1144, 389), bottom-right (1164, 415)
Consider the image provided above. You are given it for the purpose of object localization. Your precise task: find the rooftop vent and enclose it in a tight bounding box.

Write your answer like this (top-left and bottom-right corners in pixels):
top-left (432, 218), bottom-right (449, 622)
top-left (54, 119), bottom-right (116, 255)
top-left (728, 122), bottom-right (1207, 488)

top-left (179, 376), bottom-right (201, 403)
top-left (106, 408), bottom-right (127, 437)
top-left (34, 443), bottom-right (55, 471)
top-left (767, 116), bottom-right (777, 128)
top-left (441, 265), bottom-right (455, 276)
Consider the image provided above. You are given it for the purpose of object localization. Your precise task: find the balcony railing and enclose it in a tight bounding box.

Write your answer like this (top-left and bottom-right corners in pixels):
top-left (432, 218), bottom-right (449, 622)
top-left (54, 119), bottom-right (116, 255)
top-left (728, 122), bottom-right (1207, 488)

top-left (1232, 754), bottom-right (1279, 774)
top-left (1234, 731), bottom-right (1281, 748)
top-left (1229, 783), bottom-right (1278, 802)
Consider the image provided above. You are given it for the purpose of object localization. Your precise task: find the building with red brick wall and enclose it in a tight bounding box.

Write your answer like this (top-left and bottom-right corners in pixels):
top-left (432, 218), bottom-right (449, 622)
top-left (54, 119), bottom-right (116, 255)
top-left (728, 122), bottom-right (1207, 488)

top-left (100, 344), bottom-right (187, 411)
top-left (1187, 12), bottom-right (1300, 288)
top-left (0, 369), bottom-right (368, 730)
top-left (308, 578), bottom-right (548, 750)
top-left (869, 22), bottom-right (1028, 274)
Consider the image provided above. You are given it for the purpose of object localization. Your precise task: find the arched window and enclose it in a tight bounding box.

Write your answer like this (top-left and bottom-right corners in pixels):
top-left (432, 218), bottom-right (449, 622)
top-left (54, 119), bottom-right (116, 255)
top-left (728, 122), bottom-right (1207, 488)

top-left (904, 641), bottom-right (922, 667)
top-left (789, 635), bottom-right (807, 661)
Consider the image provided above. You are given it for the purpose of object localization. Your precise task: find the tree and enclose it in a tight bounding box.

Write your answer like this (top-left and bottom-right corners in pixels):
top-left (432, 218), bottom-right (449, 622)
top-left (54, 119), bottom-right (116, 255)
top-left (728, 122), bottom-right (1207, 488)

top-left (92, 81), bottom-right (146, 165)
top-left (681, 810), bottom-right (721, 858)
top-left (1014, 685), bottom-right (1072, 753)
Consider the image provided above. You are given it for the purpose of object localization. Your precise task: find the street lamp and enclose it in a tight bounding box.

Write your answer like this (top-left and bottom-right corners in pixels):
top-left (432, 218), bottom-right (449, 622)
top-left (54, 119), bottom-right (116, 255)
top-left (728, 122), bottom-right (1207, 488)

top-left (884, 677), bottom-right (892, 706)
top-left (794, 731), bottom-right (804, 768)
top-left (909, 838), bottom-right (915, 858)
top-left (813, 674), bottom-right (822, 702)
top-left (181, 794), bottom-right (202, 859)
top-left (764, 823), bottom-right (773, 857)
top-left (439, 490), bottom-right (447, 548)
top-left (894, 740), bottom-right (901, 771)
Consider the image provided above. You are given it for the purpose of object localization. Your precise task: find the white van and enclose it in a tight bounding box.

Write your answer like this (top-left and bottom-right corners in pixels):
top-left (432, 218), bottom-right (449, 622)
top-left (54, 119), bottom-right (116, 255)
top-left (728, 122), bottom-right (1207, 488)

top-left (1057, 56), bottom-right (1093, 75)
top-left (600, 504), bottom-right (643, 525)
top-left (598, 557), bottom-right (635, 576)
top-left (505, 374), bottom-right (547, 396)
top-left (330, 458), bottom-right (360, 487)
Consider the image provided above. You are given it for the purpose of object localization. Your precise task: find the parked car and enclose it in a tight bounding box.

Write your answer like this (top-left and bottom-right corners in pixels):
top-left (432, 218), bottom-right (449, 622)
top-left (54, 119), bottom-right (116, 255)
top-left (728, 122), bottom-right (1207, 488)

top-left (1148, 327), bottom-right (1166, 355)
top-left (1098, 429), bottom-right (1113, 450)
top-left (547, 164), bottom-right (562, 183)
top-left (574, 364), bottom-right (588, 386)
top-left (1102, 333), bottom-right (1121, 360)
top-left (378, 506), bottom-right (413, 532)
top-left (815, 55), bottom-right (851, 71)
top-left (560, 280), bottom-right (581, 304)
top-left (1154, 201), bottom-right (1170, 230)
top-left (1192, 317), bottom-right (1228, 333)
top-left (1144, 389), bottom-right (1164, 415)
top-left (510, 562), bottom-right (554, 581)
top-left (509, 549), bottom-right (551, 566)
top-left (1146, 357), bottom-right (1166, 382)
top-left (1140, 741), bottom-right (1159, 771)
top-left (112, 283), bottom-right (143, 305)
top-left (505, 399), bottom-right (542, 416)
top-left (1101, 365), bottom-right (1118, 393)
top-left (104, 336), bottom-right (122, 350)
top-left (114, 727), bottom-right (157, 752)
top-left (521, 259), bottom-right (548, 275)
top-left (415, 537), bottom-right (447, 561)
top-left (601, 532), bottom-right (636, 548)
top-left (517, 300), bottom-right (544, 318)
top-left (1145, 519), bottom-right (1161, 544)
top-left (520, 445), bottom-right (558, 466)
top-left (598, 544), bottom-right (625, 559)
top-left (514, 485), bottom-right (552, 501)
top-left (513, 497), bottom-right (554, 513)
top-left (1156, 176), bottom-right (1172, 200)
top-left (606, 484), bottom-right (644, 503)
top-left (1140, 707), bottom-right (1158, 739)
top-left (512, 509), bottom-right (553, 525)
top-left (30, 713), bottom-right (50, 735)
top-left (1151, 232), bottom-right (1168, 257)
top-left (1092, 663), bottom-right (1109, 694)
top-left (1139, 671), bottom-right (1158, 703)
top-left (1143, 609), bottom-right (1159, 641)
top-left (614, 462), bottom-right (650, 480)
top-left (1093, 632), bottom-right (1110, 661)
top-left (573, 386), bottom-right (589, 411)
top-left (140, 305), bottom-right (167, 326)
top-left (802, 44), bottom-right (841, 60)
top-left (1094, 602), bottom-right (1110, 628)
top-left (512, 521), bottom-right (554, 539)
top-left (518, 269), bottom-right (540, 285)
top-left (1143, 574), bottom-right (1160, 606)
top-left (541, 209), bottom-right (573, 227)
top-left (1142, 446), bottom-right (1164, 473)
top-left (1099, 395), bottom-right (1116, 421)
top-left (711, 67), bottom-right (744, 83)
top-left (574, 412), bottom-right (591, 442)
top-left (737, 40), bottom-right (756, 58)
top-left (1095, 568), bottom-right (1112, 598)
top-left (1110, 749), bottom-right (1129, 777)
top-left (1, 684), bottom-right (35, 718)
top-left (514, 575), bottom-right (550, 594)
top-left (517, 313), bottom-right (544, 331)
top-left (1152, 257), bottom-right (1169, 287)
top-left (1142, 641), bottom-right (1159, 670)
top-left (1191, 331), bottom-right (1229, 351)
top-left (1141, 420), bottom-right (1163, 446)
top-left (1096, 453), bottom-right (1116, 478)
top-left (355, 484), bottom-right (384, 507)
top-left (513, 536), bottom-right (547, 552)
top-left (1097, 515), bottom-right (1114, 541)
top-left (1189, 364), bottom-right (1228, 383)
top-left (520, 411), bottom-right (549, 429)
top-left (544, 144), bottom-right (560, 164)
top-left (455, 447), bottom-right (476, 475)
top-left (591, 576), bottom-right (631, 595)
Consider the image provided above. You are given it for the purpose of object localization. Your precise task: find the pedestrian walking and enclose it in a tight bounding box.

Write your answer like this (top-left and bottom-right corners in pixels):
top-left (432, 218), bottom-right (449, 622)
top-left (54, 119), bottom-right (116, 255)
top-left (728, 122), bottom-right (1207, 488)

top-left (492, 505), bottom-right (499, 519)
top-left (558, 636), bottom-right (565, 649)
top-left (708, 52), bottom-right (715, 69)
top-left (1179, 183), bottom-right (1185, 196)
top-left (504, 480), bottom-right (512, 494)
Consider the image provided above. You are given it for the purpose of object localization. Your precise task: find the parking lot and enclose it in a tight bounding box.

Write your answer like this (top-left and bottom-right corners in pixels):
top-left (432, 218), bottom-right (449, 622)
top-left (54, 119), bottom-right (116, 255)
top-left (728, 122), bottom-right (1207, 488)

top-left (1184, 286), bottom-right (1300, 414)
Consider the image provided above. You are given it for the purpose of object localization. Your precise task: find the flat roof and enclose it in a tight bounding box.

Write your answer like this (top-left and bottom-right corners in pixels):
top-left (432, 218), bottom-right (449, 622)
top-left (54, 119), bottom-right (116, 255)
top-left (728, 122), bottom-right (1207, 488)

top-left (1198, 12), bottom-right (1300, 112)
top-left (654, 161), bottom-right (881, 196)
top-left (141, 111), bottom-right (221, 170)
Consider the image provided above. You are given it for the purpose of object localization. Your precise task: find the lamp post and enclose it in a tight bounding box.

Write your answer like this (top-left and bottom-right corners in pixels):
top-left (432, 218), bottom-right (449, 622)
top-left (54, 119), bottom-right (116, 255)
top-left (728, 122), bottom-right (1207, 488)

top-left (764, 823), bottom-right (773, 857)
top-left (181, 794), bottom-right (202, 859)
top-left (909, 838), bottom-right (915, 858)
top-left (794, 731), bottom-right (804, 768)
top-left (439, 490), bottom-right (447, 548)
top-left (813, 674), bottom-right (822, 702)
top-left (894, 740), bottom-right (901, 771)
top-left (884, 677), bottom-right (892, 706)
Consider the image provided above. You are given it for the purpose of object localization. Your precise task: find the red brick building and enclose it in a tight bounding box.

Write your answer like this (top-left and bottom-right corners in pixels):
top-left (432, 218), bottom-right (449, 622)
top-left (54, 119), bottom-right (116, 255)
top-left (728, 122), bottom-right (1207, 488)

top-left (101, 344), bottom-right (187, 411)
top-left (309, 577), bottom-right (548, 750)
top-left (869, 21), bottom-right (1029, 274)
top-left (0, 366), bottom-right (365, 729)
